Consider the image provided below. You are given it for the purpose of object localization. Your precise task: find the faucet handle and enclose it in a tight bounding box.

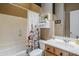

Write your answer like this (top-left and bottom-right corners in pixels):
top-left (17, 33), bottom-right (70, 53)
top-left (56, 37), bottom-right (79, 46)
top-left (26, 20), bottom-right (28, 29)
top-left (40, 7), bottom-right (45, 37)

top-left (76, 36), bottom-right (79, 39)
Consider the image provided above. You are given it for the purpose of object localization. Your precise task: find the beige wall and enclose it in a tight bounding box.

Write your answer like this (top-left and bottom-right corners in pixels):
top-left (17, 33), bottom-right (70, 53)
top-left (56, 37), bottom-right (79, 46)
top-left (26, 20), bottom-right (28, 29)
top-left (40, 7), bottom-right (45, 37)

top-left (0, 3), bottom-right (27, 18)
top-left (0, 13), bottom-right (27, 55)
top-left (40, 3), bottom-right (65, 39)
top-left (0, 3), bottom-right (41, 18)
top-left (54, 3), bottom-right (65, 36)
top-left (40, 3), bottom-right (54, 40)
top-left (55, 20), bottom-right (65, 36)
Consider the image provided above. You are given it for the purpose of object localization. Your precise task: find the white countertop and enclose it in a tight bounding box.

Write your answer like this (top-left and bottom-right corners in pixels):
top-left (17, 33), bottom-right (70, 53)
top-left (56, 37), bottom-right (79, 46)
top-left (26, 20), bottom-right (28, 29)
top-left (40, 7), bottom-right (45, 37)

top-left (40, 36), bottom-right (79, 55)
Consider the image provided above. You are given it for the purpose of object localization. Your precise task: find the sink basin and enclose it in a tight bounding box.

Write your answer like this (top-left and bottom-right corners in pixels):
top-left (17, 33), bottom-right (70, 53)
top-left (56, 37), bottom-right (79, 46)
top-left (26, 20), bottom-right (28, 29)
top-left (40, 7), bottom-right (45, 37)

top-left (47, 39), bottom-right (78, 48)
top-left (69, 40), bottom-right (79, 49)
top-left (75, 40), bottom-right (79, 45)
top-left (69, 40), bottom-right (79, 47)
top-left (47, 39), bottom-right (65, 43)
top-left (54, 39), bottom-right (65, 43)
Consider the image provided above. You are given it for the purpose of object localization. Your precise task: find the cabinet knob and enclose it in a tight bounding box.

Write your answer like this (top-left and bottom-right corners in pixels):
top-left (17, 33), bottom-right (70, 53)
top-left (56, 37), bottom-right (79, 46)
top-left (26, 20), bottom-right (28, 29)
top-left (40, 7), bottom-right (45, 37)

top-left (60, 53), bottom-right (63, 56)
top-left (47, 48), bottom-right (49, 50)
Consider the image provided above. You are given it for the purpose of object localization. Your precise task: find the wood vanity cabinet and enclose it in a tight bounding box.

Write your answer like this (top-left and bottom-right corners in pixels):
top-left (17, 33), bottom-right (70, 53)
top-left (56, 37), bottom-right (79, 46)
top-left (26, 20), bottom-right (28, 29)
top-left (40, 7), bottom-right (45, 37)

top-left (44, 51), bottom-right (56, 56)
top-left (54, 48), bottom-right (69, 56)
top-left (69, 53), bottom-right (77, 56)
top-left (45, 44), bottom-right (78, 56)
top-left (45, 44), bottom-right (56, 56)
top-left (45, 44), bottom-right (55, 53)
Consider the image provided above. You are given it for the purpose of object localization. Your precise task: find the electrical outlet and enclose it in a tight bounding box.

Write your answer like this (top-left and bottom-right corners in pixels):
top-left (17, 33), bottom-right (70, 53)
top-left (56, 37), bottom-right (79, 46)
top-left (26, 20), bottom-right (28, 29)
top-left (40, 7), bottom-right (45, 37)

top-left (55, 20), bottom-right (61, 24)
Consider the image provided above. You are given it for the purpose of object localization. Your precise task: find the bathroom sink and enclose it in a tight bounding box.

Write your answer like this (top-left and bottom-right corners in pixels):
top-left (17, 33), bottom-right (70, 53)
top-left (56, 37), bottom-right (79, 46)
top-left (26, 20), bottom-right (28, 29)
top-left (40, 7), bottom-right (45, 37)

top-left (69, 40), bottom-right (79, 46)
top-left (47, 39), bottom-right (79, 47)
top-left (75, 40), bottom-right (79, 45)
top-left (47, 39), bottom-right (65, 43)
top-left (46, 38), bottom-right (79, 49)
top-left (54, 39), bottom-right (65, 43)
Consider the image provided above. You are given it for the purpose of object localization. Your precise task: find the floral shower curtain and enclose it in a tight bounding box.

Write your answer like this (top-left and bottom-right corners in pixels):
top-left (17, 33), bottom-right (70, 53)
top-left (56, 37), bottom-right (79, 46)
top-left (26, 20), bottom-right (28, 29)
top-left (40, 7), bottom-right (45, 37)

top-left (26, 10), bottom-right (40, 54)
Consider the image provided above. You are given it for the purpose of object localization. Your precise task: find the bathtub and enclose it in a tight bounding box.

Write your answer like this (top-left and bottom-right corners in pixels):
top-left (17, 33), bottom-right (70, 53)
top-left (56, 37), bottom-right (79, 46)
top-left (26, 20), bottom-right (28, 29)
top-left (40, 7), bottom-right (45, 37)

top-left (0, 44), bottom-right (28, 56)
top-left (16, 40), bottom-right (45, 56)
top-left (15, 50), bottom-right (27, 56)
top-left (0, 40), bottom-right (45, 56)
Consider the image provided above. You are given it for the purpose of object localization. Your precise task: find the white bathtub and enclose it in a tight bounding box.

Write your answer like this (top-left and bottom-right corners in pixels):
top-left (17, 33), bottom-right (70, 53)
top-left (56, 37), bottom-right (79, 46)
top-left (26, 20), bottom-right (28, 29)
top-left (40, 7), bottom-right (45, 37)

top-left (0, 40), bottom-right (45, 56)
top-left (0, 44), bottom-right (27, 56)
top-left (15, 50), bottom-right (27, 56)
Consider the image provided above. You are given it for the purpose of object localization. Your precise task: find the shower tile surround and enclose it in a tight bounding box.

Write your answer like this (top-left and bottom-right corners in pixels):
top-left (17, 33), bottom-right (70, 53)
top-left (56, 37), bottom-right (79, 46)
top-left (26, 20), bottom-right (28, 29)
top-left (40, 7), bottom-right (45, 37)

top-left (0, 13), bottom-right (27, 56)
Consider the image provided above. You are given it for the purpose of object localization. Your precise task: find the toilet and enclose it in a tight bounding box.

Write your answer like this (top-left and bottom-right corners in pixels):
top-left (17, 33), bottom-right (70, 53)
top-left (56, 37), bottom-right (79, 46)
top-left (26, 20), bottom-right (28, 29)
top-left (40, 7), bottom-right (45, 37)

top-left (29, 48), bottom-right (43, 56)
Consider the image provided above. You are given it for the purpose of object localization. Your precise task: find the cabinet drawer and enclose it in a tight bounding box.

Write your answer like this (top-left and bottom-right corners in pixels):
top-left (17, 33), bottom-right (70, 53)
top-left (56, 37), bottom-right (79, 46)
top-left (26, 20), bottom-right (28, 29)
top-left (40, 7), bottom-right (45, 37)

top-left (55, 48), bottom-right (69, 56)
top-left (45, 44), bottom-right (55, 53)
top-left (69, 53), bottom-right (78, 56)
top-left (45, 51), bottom-right (56, 56)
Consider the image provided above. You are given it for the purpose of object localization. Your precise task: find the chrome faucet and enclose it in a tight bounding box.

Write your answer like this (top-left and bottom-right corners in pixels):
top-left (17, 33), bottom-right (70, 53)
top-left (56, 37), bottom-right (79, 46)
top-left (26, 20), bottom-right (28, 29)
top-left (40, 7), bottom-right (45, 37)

top-left (76, 35), bottom-right (79, 40)
top-left (63, 39), bottom-right (70, 44)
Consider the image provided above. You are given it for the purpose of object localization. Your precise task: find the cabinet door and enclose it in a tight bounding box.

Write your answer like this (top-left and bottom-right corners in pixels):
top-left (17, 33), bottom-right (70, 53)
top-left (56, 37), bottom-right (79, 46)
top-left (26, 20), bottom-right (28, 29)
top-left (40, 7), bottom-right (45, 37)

top-left (45, 44), bottom-right (55, 53)
top-left (69, 53), bottom-right (78, 56)
top-left (45, 51), bottom-right (56, 56)
top-left (55, 48), bottom-right (69, 56)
